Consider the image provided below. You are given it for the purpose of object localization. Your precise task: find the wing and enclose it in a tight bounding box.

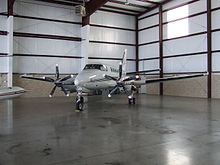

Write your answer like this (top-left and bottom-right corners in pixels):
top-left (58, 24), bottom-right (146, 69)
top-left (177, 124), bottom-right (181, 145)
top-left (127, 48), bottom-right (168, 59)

top-left (21, 75), bottom-right (55, 82)
top-left (128, 73), bottom-right (207, 86)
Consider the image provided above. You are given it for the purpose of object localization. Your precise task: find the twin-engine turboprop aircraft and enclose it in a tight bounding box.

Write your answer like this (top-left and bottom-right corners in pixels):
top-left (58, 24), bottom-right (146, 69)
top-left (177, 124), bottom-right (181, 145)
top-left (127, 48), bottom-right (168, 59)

top-left (21, 50), bottom-right (207, 111)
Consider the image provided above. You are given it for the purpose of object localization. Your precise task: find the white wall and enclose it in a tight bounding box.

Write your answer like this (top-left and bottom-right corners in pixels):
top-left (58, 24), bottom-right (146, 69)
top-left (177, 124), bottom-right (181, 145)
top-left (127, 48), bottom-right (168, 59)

top-left (90, 11), bottom-right (136, 72)
top-left (0, 0), bottom-right (137, 74)
top-left (137, 0), bottom-right (220, 97)
top-left (0, 0), bottom-right (8, 73)
top-left (12, 0), bottom-right (82, 74)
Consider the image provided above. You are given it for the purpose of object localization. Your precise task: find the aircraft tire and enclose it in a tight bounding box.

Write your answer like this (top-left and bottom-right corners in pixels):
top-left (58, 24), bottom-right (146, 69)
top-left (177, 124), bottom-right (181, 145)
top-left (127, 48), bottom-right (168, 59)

top-left (76, 101), bottom-right (83, 111)
top-left (128, 98), bottom-right (135, 104)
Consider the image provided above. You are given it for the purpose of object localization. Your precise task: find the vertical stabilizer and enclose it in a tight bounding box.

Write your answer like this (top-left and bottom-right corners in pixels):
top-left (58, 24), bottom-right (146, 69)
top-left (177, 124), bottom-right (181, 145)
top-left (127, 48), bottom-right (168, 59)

top-left (122, 49), bottom-right (127, 75)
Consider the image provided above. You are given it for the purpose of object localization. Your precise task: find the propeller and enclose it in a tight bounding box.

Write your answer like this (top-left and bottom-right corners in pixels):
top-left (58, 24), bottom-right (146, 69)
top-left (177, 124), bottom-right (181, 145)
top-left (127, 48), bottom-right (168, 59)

top-left (104, 62), bottom-right (140, 98)
top-left (43, 64), bottom-right (73, 97)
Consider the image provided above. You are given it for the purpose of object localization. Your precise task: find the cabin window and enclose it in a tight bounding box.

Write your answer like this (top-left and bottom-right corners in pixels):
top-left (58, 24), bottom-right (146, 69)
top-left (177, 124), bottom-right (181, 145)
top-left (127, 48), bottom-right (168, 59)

top-left (84, 64), bottom-right (107, 71)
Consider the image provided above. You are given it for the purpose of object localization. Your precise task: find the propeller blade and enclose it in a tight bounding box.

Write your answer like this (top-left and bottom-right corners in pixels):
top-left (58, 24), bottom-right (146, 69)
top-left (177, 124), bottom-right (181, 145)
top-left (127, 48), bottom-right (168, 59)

top-left (108, 86), bottom-right (119, 97)
top-left (118, 63), bottom-right (122, 80)
top-left (122, 86), bottom-right (130, 96)
top-left (60, 75), bottom-right (73, 82)
top-left (44, 77), bottom-right (55, 82)
top-left (61, 86), bottom-right (69, 96)
top-left (55, 64), bottom-right (59, 79)
top-left (49, 86), bottom-right (57, 97)
top-left (104, 74), bottom-right (117, 81)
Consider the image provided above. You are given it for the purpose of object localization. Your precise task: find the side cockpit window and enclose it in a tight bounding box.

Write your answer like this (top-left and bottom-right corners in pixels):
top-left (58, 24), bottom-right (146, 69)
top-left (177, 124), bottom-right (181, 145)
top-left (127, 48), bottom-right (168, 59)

top-left (110, 67), bottom-right (119, 73)
top-left (100, 65), bottom-right (108, 71)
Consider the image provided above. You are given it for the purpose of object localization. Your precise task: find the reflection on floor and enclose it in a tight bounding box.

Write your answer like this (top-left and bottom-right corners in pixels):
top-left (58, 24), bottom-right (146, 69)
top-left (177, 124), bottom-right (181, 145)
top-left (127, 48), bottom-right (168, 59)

top-left (0, 94), bottom-right (220, 165)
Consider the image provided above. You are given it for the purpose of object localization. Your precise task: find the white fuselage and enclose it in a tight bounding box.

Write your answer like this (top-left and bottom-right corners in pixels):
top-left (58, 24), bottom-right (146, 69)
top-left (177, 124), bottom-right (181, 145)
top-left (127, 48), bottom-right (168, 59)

top-left (74, 64), bottom-right (122, 93)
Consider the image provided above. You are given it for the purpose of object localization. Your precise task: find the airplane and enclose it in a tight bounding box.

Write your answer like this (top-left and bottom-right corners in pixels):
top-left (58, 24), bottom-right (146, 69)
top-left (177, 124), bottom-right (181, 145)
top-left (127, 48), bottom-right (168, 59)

top-left (21, 50), bottom-right (207, 111)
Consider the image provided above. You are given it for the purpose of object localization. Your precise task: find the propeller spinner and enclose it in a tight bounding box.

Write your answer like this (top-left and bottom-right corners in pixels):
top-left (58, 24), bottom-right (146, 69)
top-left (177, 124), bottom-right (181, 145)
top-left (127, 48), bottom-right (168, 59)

top-left (104, 63), bottom-right (140, 98)
top-left (41, 65), bottom-right (72, 97)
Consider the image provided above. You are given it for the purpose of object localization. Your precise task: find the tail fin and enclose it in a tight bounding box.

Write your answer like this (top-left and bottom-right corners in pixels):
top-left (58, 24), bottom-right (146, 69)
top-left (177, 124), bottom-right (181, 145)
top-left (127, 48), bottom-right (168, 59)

top-left (122, 49), bottom-right (127, 75)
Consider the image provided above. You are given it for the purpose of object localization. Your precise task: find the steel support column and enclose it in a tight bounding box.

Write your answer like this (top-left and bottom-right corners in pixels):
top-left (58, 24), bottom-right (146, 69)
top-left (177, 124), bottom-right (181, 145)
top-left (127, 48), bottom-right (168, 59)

top-left (82, 16), bottom-right (90, 27)
top-left (135, 16), bottom-right (139, 73)
top-left (159, 5), bottom-right (163, 95)
top-left (7, 0), bottom-right (14, 87)
top-left (207, 0), bottom-right (212, 98)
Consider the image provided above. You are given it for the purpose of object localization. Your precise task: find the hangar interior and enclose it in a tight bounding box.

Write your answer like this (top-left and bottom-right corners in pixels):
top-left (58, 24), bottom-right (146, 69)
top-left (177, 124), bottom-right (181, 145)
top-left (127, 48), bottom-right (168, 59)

top-left (0, 0), bottom-right (220, 98)
top-left (1, 0), bottom-right (220, 164)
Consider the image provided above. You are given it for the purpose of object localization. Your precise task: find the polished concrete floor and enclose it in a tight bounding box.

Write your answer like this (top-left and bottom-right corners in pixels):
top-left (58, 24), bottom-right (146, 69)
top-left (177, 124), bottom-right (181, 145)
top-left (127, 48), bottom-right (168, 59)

top-left (0, 94), bottom-right (220, 165)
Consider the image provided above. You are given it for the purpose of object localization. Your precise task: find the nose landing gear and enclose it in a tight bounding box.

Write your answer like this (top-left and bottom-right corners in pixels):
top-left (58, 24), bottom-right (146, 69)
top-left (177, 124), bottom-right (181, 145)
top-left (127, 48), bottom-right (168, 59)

top-left (76, 95), bottom-right (84, 111)
top-left (128, 97), bottom-right (135, 104)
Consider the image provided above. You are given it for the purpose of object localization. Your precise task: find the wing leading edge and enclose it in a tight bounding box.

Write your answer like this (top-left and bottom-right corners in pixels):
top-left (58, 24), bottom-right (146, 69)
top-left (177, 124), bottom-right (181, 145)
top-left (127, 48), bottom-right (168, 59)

top-left (130, 73), bottom-right (207, 86)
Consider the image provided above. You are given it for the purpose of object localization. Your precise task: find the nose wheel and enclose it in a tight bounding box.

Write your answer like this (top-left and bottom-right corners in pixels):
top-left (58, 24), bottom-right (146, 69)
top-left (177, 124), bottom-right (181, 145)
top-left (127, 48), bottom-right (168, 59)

top-left (128, 97), bottom-right (135, 104)
top-left (76, 96), bottom-right (84, 111)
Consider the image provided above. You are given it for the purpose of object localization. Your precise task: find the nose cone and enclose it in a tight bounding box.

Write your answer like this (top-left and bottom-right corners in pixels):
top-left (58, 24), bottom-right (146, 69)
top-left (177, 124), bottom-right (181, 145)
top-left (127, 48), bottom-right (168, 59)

top-left (75, 70), bottom-right (98, 87)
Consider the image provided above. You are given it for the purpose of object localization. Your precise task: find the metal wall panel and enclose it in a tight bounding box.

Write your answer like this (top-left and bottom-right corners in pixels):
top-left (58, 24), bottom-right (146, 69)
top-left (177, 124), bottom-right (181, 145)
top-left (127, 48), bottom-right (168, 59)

top-left (0, 36), bottom-right (7, 54)
top-left (164, 54), bottom-right (207, 73)
top-left (13, 37), bottom-right (81, 56)
top-left (91, 11), bottom-right (135, 29)
top-left (163, 0), bottom-right (193, 10)
top-left (13, 56), bottom-right (81, 74)
top-left (14, 0), bottom-right (81, 22)
top-left (139, 8), bottom-right (159, 20)
top-left (90, 11), bottom-right (136, 72)
top-left (139, 43), bottom-right (159, 59)
top-left (0, 57), bottom-right (8, 72)
top-left (212, 0), bottom-right (220, 9)
top-left (0, 0), bottom-right (7, 12)
top-left (139, 27), bottom-right (159, 44)
top-left (12, 0), bottom-right (82, 74)
top-left (139, 15), bottom-right (158, 30)
top-left (163, 14), bottom-right (207, 39)
top-left (163, 34), bottom-right (207, 56)
top-left (212, 10), bottom-right (220, 30)
top-left (0, 16), bottom-right (7, 31)
top-left (139, 59), bottom-right (159, 71)
top-left (212, 31), bottom-right (220, 51)
top-left (90, 27), bottom-right (135, 44)
top-left (213, 53), bottom-right (220, 71)
top-left (163, 0), bottom-right (206, 22)
top-left (89, 43), bottom-right (135, 59)
top-left (14, 18), bottom-right (81, 37)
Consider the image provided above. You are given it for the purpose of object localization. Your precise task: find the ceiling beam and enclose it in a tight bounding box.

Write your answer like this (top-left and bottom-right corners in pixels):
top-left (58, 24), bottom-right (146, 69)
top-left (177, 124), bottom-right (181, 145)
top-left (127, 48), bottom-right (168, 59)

top-left (138, 0), bottom-right (174, 17)
top-left (85, 0), bottom-right (109, 16)
top-left (136, 0), bottom-right (160, 5)
top-left (109, 0), bottom-right (149, 9)
top-left (8, 0), bottom-right (15, 16)
top-left (103, 5), bottom-right (140, 13)
top-left (99, 8), bottom-right (137, 16)
top-left (34, 0), bottom-right (77, 6)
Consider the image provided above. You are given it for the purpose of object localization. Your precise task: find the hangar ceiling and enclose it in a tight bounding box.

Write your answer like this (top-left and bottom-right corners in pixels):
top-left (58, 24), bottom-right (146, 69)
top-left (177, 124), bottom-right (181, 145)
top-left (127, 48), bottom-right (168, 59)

top-left (34, 0), bottom-right (173, 16)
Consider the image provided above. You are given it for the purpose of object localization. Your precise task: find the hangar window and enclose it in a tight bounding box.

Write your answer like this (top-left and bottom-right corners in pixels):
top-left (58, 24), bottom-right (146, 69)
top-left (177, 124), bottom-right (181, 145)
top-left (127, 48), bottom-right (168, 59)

top-left (167, 5), bottom-right (189, 39)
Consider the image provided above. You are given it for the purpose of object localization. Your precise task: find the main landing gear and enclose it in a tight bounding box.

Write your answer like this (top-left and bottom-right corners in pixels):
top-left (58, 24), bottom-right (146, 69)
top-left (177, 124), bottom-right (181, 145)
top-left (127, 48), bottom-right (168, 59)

top-left (128, 85), bottom-right (136, 105)
top-left (76, 95), bottom-right (84, 111)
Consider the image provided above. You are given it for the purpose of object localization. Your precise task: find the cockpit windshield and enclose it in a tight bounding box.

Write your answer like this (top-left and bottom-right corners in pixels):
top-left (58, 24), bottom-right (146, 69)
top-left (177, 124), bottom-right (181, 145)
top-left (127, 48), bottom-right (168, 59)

top-left (83, 64), bottom-right (107, 71)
